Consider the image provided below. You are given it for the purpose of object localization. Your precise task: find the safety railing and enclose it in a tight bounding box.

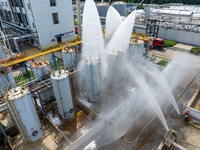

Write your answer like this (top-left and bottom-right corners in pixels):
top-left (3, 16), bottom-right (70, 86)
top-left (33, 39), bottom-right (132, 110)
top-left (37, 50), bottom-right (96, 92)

top-left (0, 37), bottom-right (82, 66)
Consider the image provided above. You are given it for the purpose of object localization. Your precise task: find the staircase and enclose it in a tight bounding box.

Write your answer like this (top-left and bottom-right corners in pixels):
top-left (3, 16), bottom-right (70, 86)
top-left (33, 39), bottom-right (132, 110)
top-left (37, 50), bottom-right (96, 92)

top-left (87, 111), bottom-right (94, 120)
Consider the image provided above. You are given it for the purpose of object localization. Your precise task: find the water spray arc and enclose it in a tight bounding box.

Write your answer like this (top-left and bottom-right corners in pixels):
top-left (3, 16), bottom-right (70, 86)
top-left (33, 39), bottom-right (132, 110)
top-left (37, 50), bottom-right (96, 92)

top-left (81, 0), bottom-right (104, 102)
top-left (76, 0), bottom-right (194, 148)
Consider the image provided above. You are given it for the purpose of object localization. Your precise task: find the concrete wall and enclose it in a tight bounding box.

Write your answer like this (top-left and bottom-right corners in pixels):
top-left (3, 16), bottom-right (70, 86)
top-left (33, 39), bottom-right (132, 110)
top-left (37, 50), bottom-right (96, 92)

top-left (185, 90), bottom-right (200, 120)
top-left (134, 28), bottom-right (146, 34)
top-left (185, 107), bottom-right (200, 120)
top-left (27, 0), bottom-right (75, 47)
top-left (158, 27), bottom-right (200, 46)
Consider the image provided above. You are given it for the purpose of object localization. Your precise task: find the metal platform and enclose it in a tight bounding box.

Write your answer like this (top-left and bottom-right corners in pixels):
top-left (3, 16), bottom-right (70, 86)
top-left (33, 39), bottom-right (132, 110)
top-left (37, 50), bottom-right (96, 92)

top-left (0, 40), bottom-right (82, 67)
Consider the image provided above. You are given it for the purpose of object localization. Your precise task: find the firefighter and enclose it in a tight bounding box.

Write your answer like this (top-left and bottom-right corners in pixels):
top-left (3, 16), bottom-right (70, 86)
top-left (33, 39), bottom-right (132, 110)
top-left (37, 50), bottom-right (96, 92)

top-left (172, 130), bottom-right (177, 138)
top-left (184, 115), bottom-right (191, 122)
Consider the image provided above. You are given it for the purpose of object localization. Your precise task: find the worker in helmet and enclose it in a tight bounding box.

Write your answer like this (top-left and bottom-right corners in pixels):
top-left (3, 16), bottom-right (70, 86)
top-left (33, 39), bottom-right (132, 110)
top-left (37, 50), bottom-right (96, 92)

top-left (172, 130), bottom-right (177, 138)
top-left (184, 115), bottom-right (191, 122)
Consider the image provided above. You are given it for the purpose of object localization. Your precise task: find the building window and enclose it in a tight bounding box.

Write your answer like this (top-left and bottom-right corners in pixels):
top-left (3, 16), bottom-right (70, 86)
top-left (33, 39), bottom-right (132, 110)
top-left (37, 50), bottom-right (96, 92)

top-left (50, 0), bottom-right (56, 6)
top-left (52, 13), bottom-right (59, 24)
top-left (1, 2), bottom-right (4, 6)
top-left (5, 2), bottom-right (8, 7)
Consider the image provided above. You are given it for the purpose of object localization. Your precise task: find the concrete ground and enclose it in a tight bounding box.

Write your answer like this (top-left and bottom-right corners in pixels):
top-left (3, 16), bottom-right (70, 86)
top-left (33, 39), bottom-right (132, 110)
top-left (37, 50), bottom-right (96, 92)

top-left (142, 73), bottom-right (200, 150)
top-left (67, 67), bottom-right (200, 150)
top-left (13, 125), bottom-right (62, 150)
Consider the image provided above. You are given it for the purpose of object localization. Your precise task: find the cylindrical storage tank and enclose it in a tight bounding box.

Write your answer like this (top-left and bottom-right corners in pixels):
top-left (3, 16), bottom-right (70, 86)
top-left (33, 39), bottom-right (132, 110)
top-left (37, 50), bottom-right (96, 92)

top-left (105, 50), bottom-right (124, 89)
top-left (112, 2), bottom-right (127, 16)
top-left (128, 39), bottom-right (144, 60)
top-left (32, 61), bottom-right (49, 79)
top-left (97, 3), bottom-right (109, 17)
top-left (84, 58), bottom-right (101, 102)
top-left (0, 44), bottom-right (5, 59)
top-left (4, 86), bottom-right (43, 143)
top-left (62, 48), bottom-right (76, 68)
top-left (50, 70), bottom-right (75, 120)
top-left (0, 67), bottom-right (15, 95)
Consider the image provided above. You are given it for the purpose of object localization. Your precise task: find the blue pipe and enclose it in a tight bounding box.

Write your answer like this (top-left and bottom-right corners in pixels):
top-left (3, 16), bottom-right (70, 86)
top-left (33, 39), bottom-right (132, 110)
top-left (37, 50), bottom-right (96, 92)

top-left (24, 62), bottom-right (31, 81)
top-left (145, 41), bottom-right (149, 58)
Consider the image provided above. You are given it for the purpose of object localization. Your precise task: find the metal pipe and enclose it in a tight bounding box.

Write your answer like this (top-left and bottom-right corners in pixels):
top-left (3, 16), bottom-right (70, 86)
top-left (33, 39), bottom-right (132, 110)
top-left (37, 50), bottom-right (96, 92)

top-left (23, 61), bottom-right (31, 81)
top-left (177, 141), bottom-right (200, 149)
top-left (145, 41), bottom-right (149, 58)
top-left (68, 72), bottom-right (76, 115)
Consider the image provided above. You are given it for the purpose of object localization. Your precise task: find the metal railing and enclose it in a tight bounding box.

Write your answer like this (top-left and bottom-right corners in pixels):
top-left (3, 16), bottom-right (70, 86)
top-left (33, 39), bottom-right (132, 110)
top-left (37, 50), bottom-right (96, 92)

top-left (0, 38), bottom-right (82, 67)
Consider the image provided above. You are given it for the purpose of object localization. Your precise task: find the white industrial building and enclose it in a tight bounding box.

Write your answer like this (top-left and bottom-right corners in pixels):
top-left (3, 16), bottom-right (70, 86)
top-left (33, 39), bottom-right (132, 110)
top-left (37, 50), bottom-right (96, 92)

top-left (0, 0), bottom-right (75, 51)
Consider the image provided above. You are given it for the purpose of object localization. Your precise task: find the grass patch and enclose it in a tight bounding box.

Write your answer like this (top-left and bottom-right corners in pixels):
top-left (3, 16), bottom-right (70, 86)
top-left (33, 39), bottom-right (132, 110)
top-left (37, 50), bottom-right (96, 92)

top-left (157, 60), bottom-right (169, 67)
top-left (190, 47), bottom-right (200, 55)
top-left (15, 70), bottom-right (35, 82)
top-left (164, 40), bottom-right (177, 47)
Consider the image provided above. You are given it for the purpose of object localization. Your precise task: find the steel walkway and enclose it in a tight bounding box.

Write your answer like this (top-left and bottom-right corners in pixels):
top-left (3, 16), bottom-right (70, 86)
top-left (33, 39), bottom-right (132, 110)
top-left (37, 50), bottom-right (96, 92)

top-left (0, 40), bottom-right (82, 67)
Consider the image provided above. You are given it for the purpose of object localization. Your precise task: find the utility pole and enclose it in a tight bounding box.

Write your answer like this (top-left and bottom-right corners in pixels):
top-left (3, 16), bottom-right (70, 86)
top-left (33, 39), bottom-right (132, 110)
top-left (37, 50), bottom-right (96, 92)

top-left (76, 0), bottom-right (81, 37)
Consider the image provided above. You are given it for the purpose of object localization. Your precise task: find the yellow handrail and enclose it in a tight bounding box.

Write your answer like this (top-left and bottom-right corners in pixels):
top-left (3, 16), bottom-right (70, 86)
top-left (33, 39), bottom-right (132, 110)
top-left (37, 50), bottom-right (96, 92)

top-left (0, 40), bottom-right (82, 67)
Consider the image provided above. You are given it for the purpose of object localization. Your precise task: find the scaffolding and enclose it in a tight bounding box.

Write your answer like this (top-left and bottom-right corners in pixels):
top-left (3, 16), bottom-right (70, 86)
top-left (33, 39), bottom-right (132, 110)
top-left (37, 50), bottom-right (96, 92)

top-left (146, 18), bottom-right (200, 37)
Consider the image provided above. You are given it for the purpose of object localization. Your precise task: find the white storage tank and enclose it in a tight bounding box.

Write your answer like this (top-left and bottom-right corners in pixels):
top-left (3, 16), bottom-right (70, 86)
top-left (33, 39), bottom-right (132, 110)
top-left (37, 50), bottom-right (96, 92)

top-left (97, 3), bottom-right (109, 17)
top-left (32, 61), bottom-right (49, 79)
top-left (0, 67), bottom-right (15, 95)
top-left (62, 48), bottom-right (76, 68)
top-left (4, 86), bottom-right (43, 143)
top-left (50, 70), bottom-right (75, 120)
top-left (105, 50), bottom-right (124, 90)
top-left (128, 39), bottom-right (144, 60)
top-left (84, 58), bottom-right (101, 102)
top-left (112, 2), bottom-right (127, 16)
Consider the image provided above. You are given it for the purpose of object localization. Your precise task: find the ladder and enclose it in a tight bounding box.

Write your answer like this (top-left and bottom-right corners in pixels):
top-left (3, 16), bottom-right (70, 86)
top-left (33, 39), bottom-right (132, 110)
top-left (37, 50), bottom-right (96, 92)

top-left (8, 100), bottom-right (31, 142)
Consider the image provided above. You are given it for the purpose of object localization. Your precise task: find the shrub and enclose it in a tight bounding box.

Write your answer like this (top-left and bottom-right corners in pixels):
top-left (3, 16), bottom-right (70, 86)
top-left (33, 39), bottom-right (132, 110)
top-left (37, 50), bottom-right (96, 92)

top-left (190, 47), bottom-right (200, 55)
top-left (164, 40), bottom-right (177, 47)
top-left (157, 60), bottom-right (168, 67)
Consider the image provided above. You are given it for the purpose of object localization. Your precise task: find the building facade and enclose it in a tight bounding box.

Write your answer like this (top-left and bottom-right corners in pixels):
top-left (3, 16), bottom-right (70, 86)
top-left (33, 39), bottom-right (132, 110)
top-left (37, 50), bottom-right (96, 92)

top-left (0, 0), bottom-right (75, 52)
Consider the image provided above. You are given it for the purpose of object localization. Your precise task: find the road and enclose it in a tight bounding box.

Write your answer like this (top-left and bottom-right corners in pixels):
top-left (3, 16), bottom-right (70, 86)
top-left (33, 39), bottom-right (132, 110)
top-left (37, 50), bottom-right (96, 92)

top-left (150, 43), bottom-right (200, 69)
